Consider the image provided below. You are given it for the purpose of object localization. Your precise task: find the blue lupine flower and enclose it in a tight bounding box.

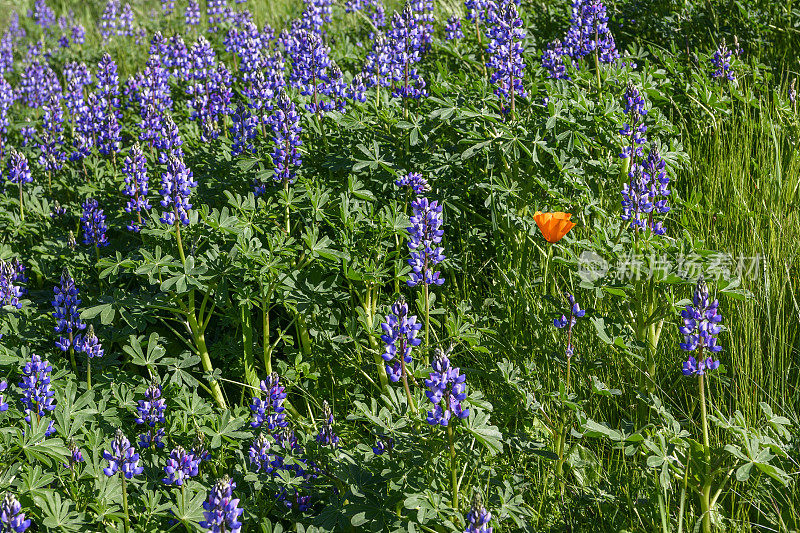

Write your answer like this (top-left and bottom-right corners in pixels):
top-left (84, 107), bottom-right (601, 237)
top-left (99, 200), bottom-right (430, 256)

top-left (345, 0), bottom-right (386, 27)
top-left (680, 277), bottom-right (723, 376)
top-left (32, 0), bottom-right (56, 29)
top-left (103, 430), bottom-right (144, 479)
top-left (71, 23), bottom-right (86, 44)
top-left (163, 446), bottom-right (200, 486)
top-left (199, 476), bottom-right (243, 533)
top-left (316, 400), bottom-right (339, 447)
top-left (161, 0), bottom-right (175, 15)
top-left (424, 349), bottom-right (469, 426)
top-left (300, 0), bottom-right (334, 33)
top-left (380, 299), bottom-right (422, 382)
top-left (465, 0), bottom-right (492, 23)
top-left (6, 150), bottom-right (32, 195)
top-left (122, 143), bottom-right (151, 232)
top-left (362, 34), bottom-right (392, 90)
top-left (117, 3), bottom-right (136, 37)
top-left (135, 383), bottom-right (166, 448)
top-left (407, 197), bottom-right (445, 287)
top-left (250, 373), bottom-right (287, 430)
top-left (159, 156), bottom-right (197, 226)
top-left (554, 292), bottom-right (585, 357)
top-left (486, 0), bottom-right (527, 115)
top-left (264, 90), bottom-right (302, 191)
top-left (619, 84), bottom-right (669, 235)
top-left (184, 1), bottom-right (200, 26)
top-left (153, 114), bottom-right (184, 164)
top-left (0, 75), bottom-right (14, 144)
top-left (75, 325), bottom-right (104, 359)
top-left (66, 439), bottom-right (84, 468)
top-left (0, 381), bottom-right (8, 412)
top-left (0, 493), bottom-right (31, 533)
top-left (187, 37), bottom-right (233, 141)
top-left (563, 0), bottom-right (619, 63)
top-left (0, 259), bottom-right (26, 309)
top-left (387, 5), bottom-right (427, 100)
top-left (19, 353), bottom-right (56, 436)
top-left (231, 102), bottom-right (257, 156)
top-left (249, 434), bottom-right (272, 472)
top-left (287, 29), bottom-right (345, 115)
top-left (53, 268), bottom-right (86, 352)
top-left (99, 0), bottom-right (119, 42)
top-left (81, 199), bottom-right (109, 248)
top-left (541, 39), bottom-right (571, 80)
top-left (445, 16), bottom-right (464, 40)
top-left (711, 38), bottom-right (740, 82)
top-left (372, 435), bottom-right (393, 455)
top-left (207, 0), bottom-right (229, 32)
top-left (395, 171), bottom-right (429, 195)
top-left (464, 495), bottom-right (493, 533)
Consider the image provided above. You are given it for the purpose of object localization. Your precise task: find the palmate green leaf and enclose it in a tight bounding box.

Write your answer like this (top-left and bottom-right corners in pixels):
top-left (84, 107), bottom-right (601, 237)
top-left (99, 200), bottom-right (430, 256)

top-left (200, 410), bottom-right (250, 448)
top-left (36, 491), bottom-right (86, 532)
top-left (463, 409), bottom-right (503, 455)
top-left (123, 333), bottom-right (167, 370)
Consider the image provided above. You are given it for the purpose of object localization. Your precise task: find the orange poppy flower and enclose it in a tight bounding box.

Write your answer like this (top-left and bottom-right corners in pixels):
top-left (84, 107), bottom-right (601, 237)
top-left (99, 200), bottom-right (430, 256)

top-left (534, 211), bottom-right (576, 243)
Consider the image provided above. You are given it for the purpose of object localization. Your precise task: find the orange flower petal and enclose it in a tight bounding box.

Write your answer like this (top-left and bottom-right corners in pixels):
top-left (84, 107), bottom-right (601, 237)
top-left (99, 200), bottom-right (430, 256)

top-left (534, 211), bottom-right (575, 243)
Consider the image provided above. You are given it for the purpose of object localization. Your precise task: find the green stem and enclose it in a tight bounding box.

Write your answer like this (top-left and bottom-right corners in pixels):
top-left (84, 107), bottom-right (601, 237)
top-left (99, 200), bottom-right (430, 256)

top-left (68, 332), bottom-right (77, 374)
top-left (175, 217), bottom-right (186, 267)
top-left (121, 474), bottom-right (130, 533)
top-left (448, 423), bottom-right (458, 511)
top-left (241, 303), bottom-right (259, 390)
top-left (699, 368), bottom-right (712, 533)
top-left (18, 181), bottom-right (24, 222)
top-left (262, 295), bottom-right (272, 375)
top-left (423, 283), bottom-right (430, 365)
top-left (87, 357), bottom-right (92, 390)
top-left (284, 178), bottom-right (290, 234)
top-left (365, 288), bottom-right (389, 393)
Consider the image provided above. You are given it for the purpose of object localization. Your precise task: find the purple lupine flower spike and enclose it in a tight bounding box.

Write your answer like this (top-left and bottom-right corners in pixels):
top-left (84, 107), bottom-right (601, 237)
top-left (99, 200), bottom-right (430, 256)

top-left (680, 276), bottom-right (723, 376)
top-left (316, 400), bottom-right (339, 447)
top-left (19, 353), bottom-right (57, 436)
top-left (103, 429), bottom-right (144, 478)
top-left (81, 199), bottom-right (109, 248)
top-left (0, 259), bottom-right (26, 309)
top-left (424, 348), bottom-right (469, 426)
top-left (163, 446), bottom-right (200, 486)
top-left (75, 324), bottom-right (104, 359)
top-left (372, 435), bottom-right (394, 455)
top-left (184, 1), bottom-right (200, 26)
top-left (711, 38), bottom-right (740, 82)
top-left (380, 298), bottom-right (422, 382)
top-left (486, 0), bottom-right (527, 116)
top-left (407, 196), bottom-right (445, 287)
top-left (122, 143), bottom-right (151, 232)
top-left (0, 493), bottom-right (31, 532)
top-left (395, 171), bottom-right (430, 195)
top-left (199, 476), bottom-right (243, 533)
top-left (135, 383), bottom-right (167, 448)
top-left (619, 83), bottom-right (669, 235)
top-left (445, 15), bottom-right (464, 40)
top-left (52, 268), bottom-right (86, 352)
top-left (262, 90), bottom-right (302, 193)
top-left (250, 373), bottom-right (287, 430)
top-left (159, 156), bottom-right (197, 226)
top-left (249, 434), bottom-right (272, 472)
top-left (464, 493), bottom-right (493, 533)
top-left (387, 5), bottom-right (427, 100)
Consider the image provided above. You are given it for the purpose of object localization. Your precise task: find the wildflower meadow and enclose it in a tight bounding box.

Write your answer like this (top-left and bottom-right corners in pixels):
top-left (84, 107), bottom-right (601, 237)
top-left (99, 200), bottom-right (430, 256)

top-left (0, 0), bottom-right (798, 531)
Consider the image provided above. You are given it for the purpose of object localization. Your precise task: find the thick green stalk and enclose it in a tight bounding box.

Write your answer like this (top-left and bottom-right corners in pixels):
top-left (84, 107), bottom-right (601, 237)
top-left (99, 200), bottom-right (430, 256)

top-left (699, 370), bottom-right (712, 533)
top-left (87, 358), bottom-right (92, 390)
top-left (241, 303), bottom-right (259, 390)
top-left (18, 181), bottom-right (24, 222)
top-left (423, 283), bottom-right (430, 365)
top-left (262, 295), bottom-right (272, 375)
top-left (365, 288), bottom-right (389, 392)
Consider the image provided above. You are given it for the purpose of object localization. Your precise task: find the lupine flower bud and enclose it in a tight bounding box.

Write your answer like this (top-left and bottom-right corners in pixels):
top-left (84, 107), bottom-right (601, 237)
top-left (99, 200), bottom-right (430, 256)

top-left (316, 400), bottom-right (339, 447)
top-left (103, 429), bottom-right (143, 478)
